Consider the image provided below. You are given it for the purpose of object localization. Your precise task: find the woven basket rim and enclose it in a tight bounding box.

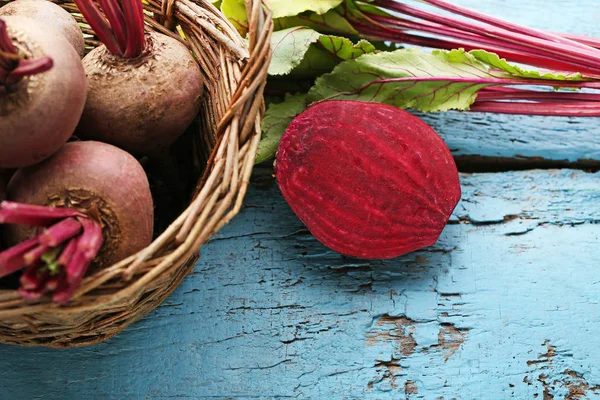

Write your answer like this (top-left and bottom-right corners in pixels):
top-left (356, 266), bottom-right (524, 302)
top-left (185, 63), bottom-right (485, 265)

top-left (0, 0), bottom-right (273, 347)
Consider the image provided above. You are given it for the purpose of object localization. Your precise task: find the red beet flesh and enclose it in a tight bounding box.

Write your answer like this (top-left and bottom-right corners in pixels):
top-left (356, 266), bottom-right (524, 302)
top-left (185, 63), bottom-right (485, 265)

top-left (275, 100), bottom-right (461, 259)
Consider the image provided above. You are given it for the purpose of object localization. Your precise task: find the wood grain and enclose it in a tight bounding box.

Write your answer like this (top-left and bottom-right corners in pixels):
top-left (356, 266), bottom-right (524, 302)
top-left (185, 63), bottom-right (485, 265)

top-left (2, 166), bottom-right (600, 399)
top-left (2, 0), bottom-right (600, 398)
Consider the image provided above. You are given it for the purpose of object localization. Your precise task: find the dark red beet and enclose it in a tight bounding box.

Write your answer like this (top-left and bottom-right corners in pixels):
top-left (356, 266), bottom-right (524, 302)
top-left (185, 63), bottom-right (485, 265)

top-left (5, 141), bottom-right (154, 268)
top-left (275, 100), bottom-right (461, 259)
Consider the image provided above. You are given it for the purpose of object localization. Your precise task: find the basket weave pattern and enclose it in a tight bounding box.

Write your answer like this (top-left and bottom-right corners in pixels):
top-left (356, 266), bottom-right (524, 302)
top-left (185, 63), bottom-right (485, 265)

top-left (0, 0), bottom-right (272, 347)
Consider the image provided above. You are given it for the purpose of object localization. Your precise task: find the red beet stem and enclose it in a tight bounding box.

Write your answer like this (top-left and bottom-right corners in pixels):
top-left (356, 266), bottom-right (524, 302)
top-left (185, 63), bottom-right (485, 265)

top-left (367, 0), bottom-right (600, 73)
top-left (54, 249), bottom-right (92, 304)
top-left (23, 244), bottom-right (48, 265)
top-left (72, 0), bottom-right (123, 55)
top-left (18, 287), bottom-right (44, 302)
top-left (98, 0), bottom-right (128, 52)
top-left (355, 24), bottom-right (600, 77)
top-left (0, 19), bottom-right (17, 54)
top-left (5, 56), bottom-right (54, 85)
top-left (39, 217), bottom-right (82, 247)
top-left (476, 88), bottom-right (600, 103)
top-left (0, 201), bottom-right (84, 226)
top-left (0, 237), bottom-right (38, 263)
top-left (469, 100), bottom-right (600, 116)
top-left (122, 0), bottom-right (146, 57)
top-left (0, 237), bottom-right (38, 278)
top-left (77, 217), bottom-right (104, 260)
top-left (19, 263), bottom-right (46, 291)
top-left (360, 15), bottom-right (600, 76)
top-left (54, 219), bottom-right (103, 303)
top-left (57, 238), bottom-right (78, 267)
top-left (420, 0), bottom-right (595, 51)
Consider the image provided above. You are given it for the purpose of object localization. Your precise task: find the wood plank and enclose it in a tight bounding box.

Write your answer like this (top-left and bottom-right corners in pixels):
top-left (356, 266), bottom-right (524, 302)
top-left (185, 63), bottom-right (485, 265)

top-left (1, 167), bottom-right (599, 399)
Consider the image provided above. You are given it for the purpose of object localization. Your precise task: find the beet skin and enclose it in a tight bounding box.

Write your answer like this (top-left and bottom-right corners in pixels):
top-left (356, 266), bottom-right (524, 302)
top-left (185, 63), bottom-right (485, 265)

top-left (0, 0), bottom-right (85, 57)
top-left (275, 100), bottom-right (461, 259)
top-left (6, 141), bottom-right (154, 268)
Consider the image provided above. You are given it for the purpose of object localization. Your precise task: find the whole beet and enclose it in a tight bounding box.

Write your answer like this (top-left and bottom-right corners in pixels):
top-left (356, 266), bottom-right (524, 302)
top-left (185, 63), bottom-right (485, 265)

top-left (0, 16), bottom-right (87, 168)
top-left (76, 32), bottom-right (203, 156)
top-left (6, 141), bottom-right (154, 268)
top-left (275, 100), bottom-right (462, 260)
top-left (0, 0), bottom-right (85, 57)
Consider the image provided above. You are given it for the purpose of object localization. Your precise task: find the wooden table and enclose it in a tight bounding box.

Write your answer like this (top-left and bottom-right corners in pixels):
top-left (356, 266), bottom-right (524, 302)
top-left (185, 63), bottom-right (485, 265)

top-left (3, 1), bottom-right (600, 399)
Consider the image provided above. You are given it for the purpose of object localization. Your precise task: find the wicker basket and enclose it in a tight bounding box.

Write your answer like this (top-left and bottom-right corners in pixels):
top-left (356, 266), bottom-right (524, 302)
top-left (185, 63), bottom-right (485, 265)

top-left (0, 0), bottom-right (273, 347)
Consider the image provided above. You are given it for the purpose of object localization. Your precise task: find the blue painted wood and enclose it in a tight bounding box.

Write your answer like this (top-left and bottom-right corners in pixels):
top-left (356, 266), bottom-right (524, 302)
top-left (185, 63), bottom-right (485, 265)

top-left (2, 1), bottom-right (600, 399)
top-left (2, 167), bottom-right (600, 399)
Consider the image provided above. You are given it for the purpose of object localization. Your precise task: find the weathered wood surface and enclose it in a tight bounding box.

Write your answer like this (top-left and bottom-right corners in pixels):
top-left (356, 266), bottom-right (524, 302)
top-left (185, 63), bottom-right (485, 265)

top-left (2, 167), bottom-right (600, 399)
top-left (3, 0), bottom-right (600, 399)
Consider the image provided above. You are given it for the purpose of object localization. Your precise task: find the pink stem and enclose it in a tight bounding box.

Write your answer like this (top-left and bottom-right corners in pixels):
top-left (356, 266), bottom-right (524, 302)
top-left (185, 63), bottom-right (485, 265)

top-left (57, 238), bottom-right (78, 267)
top-left (23, 244), bottom-right (48, 265)
top-left (54, 248), bottom-right (91, 304)
top-left (355, 24), bottom-right (600, 76)
top-left (476, 88), bottom-right (600, 103)
top-left (72, 0), bottom-right (122, 55)
top-left (0, 237), bottom-right (38, 278)
top-left (420, 0), bottom-right (596, 51)
top-left (122, 0), bottom-right (146, 58)
top-left (76, 218), bottom-right (104, 261)
top-left (53, 219), bottom-right (102, 304)
top-left (0, 201), bottom-right (84, 226)
top-left (553, 32), bottom-right (600, 50)
top-left (5, 56), bottom-right (53, 85)
top-left (20, 263), bottom-right (46, 291)
top-left (469, 100), bottom-right (600, 117)
top-left (373, 0), bottom-right (600, 73)
top-left (18, 286), bottom-right (44, 302)
top-left (39, 217), bottom-right (82, 247)
top-left (98, 0), bottom-right (128, 53)
top-left (0, 19), bottom-right (17, 54)
top-left (362, 14), bottom-right (600, 76)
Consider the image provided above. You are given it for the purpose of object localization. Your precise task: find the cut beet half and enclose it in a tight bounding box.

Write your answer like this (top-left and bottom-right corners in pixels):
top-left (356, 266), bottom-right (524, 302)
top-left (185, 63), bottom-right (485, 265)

top-left (275, 100), bottom-right (461, 260)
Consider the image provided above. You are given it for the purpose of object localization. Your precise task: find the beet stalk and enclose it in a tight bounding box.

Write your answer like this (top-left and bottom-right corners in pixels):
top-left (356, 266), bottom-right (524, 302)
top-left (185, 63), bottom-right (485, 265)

top-left (0, 201), bottom-right (103, 304)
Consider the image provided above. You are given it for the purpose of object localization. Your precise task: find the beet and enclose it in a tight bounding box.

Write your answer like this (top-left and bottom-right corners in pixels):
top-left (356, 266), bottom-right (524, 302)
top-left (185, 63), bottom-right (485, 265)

top-left (72, 0), bottom-right (204, 156)
top-left (5, 141), bottom-right (154, 268)
top-left (77, 32), bottom-right (204, 155)
top-left (0, 0), bottom-right (85, 57)
top-left (0, 16), bottom-right (87, 168)
top-left (275, 100), bottom-right (461, 259)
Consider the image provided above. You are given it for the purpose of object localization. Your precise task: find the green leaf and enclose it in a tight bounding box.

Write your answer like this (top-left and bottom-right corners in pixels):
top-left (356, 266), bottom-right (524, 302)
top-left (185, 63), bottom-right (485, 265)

top-left (269, 27), bottom-right (377, 78)
top-left (269, 28), bottom-right (321, 76)
top-left (220, 0), bottom-right (248, 36)
top-left (470, 49), bottom-right (585, 81)
top-left (269, 0), bottom-right (345, 19)
top-left (274, 9), bottom-right (357, 36)
top-left (308, 48), bottom-right (493, 112)
top-left (257, 93), bottom-right (308, 164)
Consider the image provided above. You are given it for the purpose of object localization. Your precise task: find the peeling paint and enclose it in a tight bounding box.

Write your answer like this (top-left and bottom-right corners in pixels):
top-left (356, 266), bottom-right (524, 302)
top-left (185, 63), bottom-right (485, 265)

top-left (437, 324), bottom-right (468, 361)
top-left (405, 380), bottom-right (418, 395)
top-left (366, 315), bottom-right (417, 357)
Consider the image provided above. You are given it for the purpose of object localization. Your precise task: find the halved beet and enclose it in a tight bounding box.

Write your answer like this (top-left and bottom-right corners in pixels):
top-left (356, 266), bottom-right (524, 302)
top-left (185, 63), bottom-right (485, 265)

top-left (275, 100), bottom-right (461, 259)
